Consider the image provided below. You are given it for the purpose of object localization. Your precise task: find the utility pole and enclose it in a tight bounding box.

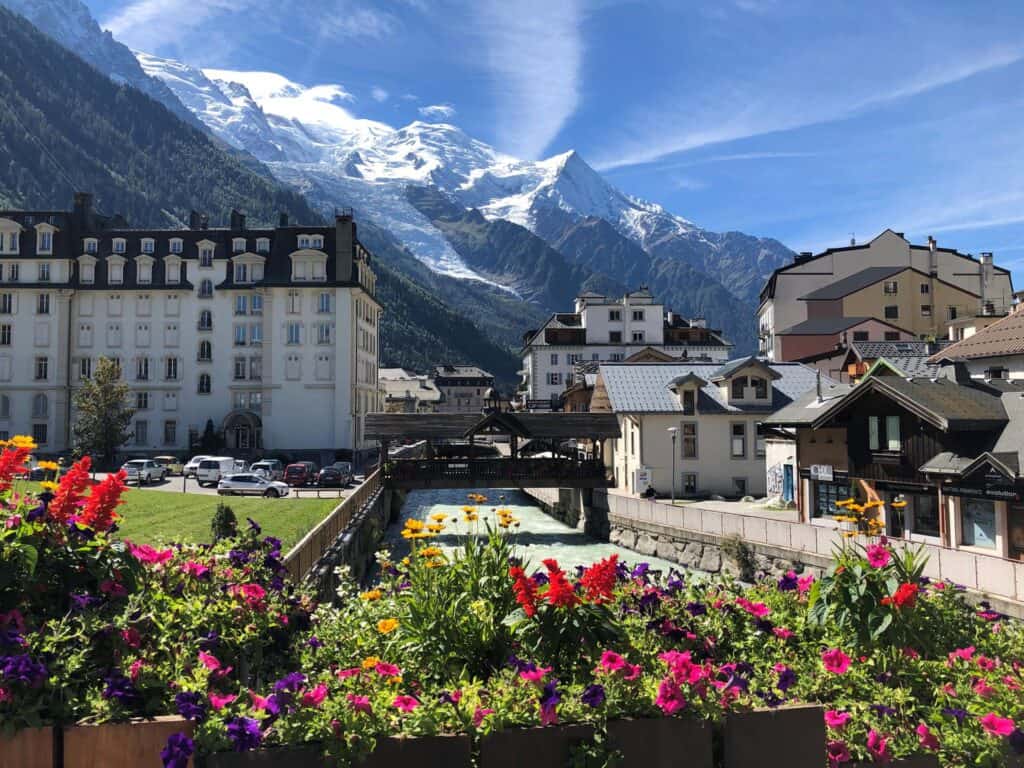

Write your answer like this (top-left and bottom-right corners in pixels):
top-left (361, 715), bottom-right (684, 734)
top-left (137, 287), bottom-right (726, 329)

top-left (667, 427), bottom-right (678, 505)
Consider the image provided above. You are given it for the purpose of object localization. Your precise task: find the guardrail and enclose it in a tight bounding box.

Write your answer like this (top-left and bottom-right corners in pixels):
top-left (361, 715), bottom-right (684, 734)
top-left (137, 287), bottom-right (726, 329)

top-left (282, 469), bottom-right (382, 582)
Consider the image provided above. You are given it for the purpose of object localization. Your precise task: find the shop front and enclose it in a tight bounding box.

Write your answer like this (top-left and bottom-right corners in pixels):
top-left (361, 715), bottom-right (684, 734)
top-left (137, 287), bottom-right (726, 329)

top-left (942, 481), bottom-right (1021, 558)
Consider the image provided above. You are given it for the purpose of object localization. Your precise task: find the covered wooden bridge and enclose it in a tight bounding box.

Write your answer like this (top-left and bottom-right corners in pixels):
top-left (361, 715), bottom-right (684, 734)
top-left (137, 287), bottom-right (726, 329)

top-left (365, 411), bottom-right (620, 490)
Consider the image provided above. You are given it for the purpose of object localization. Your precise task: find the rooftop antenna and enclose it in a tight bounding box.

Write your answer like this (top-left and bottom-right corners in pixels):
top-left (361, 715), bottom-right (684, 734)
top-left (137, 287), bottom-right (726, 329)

top-left (849, 232), bottom-right (856, 246)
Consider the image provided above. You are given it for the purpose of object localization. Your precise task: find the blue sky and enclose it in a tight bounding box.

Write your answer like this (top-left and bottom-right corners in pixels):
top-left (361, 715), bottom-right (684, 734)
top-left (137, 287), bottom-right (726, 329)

top-left (87, 0), bottom-right (1024, 285)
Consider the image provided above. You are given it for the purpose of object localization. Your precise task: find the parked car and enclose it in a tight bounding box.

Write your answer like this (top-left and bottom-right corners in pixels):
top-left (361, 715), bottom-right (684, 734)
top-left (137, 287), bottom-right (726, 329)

top-left (249, 459), bottom-right (284, 481)
top-left (196, 457), bottom-right (237, 487)
top-left (183, 455), bottom-right (212, 478)
top-left (121, 459), bottom-right (166, 485)
top-left (153, 455), bottom-right (184, 475)
top-left (217, 473), bottom-right (290, 498)
top-left (317, 461), bottom-right (354, 488)
top-left (283, 461), bottom-right (318, 487)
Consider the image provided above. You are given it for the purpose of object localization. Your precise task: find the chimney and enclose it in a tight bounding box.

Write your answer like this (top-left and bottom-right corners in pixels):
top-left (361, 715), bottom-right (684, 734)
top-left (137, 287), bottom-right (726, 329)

top-left (895, 232), bottom-right (905, 239)
top-left (199, 214), bottom-right (209, 230)
top-left (72, 192), bottom-right (95, 231)
top-left (278, 212), bottom-right (289, 228)
top-left (815, 369), bottom-right (822, 403)
top-left (979, 252), bottom-right (994, 307)
top-left (336, 211), bottom-right (355, 282)
top-left (188, 210), bottom-right (201, 229)
top-left (794, 251), bottom-right (813, 264)
top-left (230, 210), bottom-right (245, 231)
top-left (928, 235), bottom-right (936, 252)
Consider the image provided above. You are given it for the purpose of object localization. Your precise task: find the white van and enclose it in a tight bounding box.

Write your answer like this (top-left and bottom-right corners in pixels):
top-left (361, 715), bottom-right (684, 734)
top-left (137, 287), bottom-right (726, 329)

top-left (196, 457), bottom-right (237, 487)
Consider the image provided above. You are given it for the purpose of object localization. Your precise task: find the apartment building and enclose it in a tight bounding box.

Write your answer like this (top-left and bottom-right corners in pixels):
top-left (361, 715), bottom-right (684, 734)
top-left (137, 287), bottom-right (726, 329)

top-left (759, 230), bottom-right (1014, 360)
top-left (433, 365), bottom-right (496, 414)
top-left (0, 193), bottom-right (381, 465)
top-left (379, 368), bottom-right (442, 413)
top-left (520, 289), bottom-right (732, 408)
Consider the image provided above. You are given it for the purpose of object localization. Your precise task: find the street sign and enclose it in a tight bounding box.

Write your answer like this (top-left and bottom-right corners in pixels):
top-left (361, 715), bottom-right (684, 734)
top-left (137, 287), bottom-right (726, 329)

top-left (810, 464), bottom-right (834, 482)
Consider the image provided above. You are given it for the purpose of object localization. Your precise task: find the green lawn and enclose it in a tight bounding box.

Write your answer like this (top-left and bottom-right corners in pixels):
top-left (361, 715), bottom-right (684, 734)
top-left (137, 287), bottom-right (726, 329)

top-left (18, 482), bottom-right (341, 550)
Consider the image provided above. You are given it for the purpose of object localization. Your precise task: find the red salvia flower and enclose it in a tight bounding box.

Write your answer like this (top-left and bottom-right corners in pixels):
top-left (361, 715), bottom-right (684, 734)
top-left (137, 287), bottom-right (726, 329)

top-left (0, 445), bottom-right (32, 492)
top-left (579, 554), bottom-right (619, 603)
top-left (48, 456), bottom-right (93, 525)
top-left (509, 566), bottom-right (539, 617)
top-left (78, 469), bottom-right (127, 532)
top-left (543, 559), bottom-right (580, 608)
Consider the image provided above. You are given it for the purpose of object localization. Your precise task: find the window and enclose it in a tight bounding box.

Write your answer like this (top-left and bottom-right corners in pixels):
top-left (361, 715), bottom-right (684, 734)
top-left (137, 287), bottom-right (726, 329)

top-left (908, 493), bottom-right (939, 538)
top-left (249, 356), bottom-right (262, 381)
top-left (681, 422), bottom-right (697, 459)
top-left (78, 357), bottom-right (91, 379)
top-left (609, 331), bottom-right (622, 343)
top-left (731, 376), bottom-right (747, 399)
top-left (546, 372), bottom-right (562, 386)
top-left (198, 310), bottom-right (212, 331)
top-left (235, 295), bottom-right (248, 315)
top-left (234, 324), bottom-right (247, 346)
top-left (106, 323), bottom-right (122, 347)
top-left (256, 238), bottom-right (270, 254)
top-left (138, 260), bottom-right (152, 284)
top-left (112, 238), bottom-right (126, 254)
top-left (287, 290), bottom-right (300, 314)
top-left (868, 415), bottom-right (901, 452)
top-left (109, 261), bottom-right (124, 284)
top-left (199, 247), bottom-right (214, 268)
top-left (164, 323), bottom-right (179, 347)
top-left (884, 305), bottom-right (899, 319)
top-left (197, 374), bottom-right (211, 394)
top-left (920, 304), bottom-right (932, 317)
top-left (0, 293), bottom-right (10, 314)
top-left (609, 352), bottom-right (624, 362)
top-left (730, 422), bottom-right (746, 458)
top-left (812, 480), bottom-right (847, 518)
top-left (135, 357), bottom-right (150, 381)
top-left (251, 294), bottom-right (263, 315)
top-left (732, 477), bottom-right (747, 496)
top-left (166, 259), bottom-right (181, 284)
top-left (961, 499), bottom-right (996, 549)
top-left (884, 331), bottom-right (900, 341)
top-left (135, 323), bottom-right (150, 346)
top-left (38, 263), bottom-right (50, 282)
top-left (134, 420), bottom-right (148, 446)
top-left (250, 323), bottom-right (263, 344)
top-left (199, 279), bottom-right (213, 298)
top-left (298, 234), bottom-right (324, 249)
top-left (985, 367), bottom-right (1008, 380)
top-left (7, 264), bottom-right (18, 282)
top-left (234, 263), bottom-right (249, 283)
top-left (141, 238), bottom-right (154, 254)
top-left (31, 394), bottom-right (47, 419)
top-left (286, 322), bottom-right (301, 345)
top-left (232, 238), bottom-right (246, 253)
top-left (883, 280), bottom-right (898, 295)
top-left (285, 354), bottom-right (301, 380)
top-left (608, 309), bottom-right (621, 322)
top-left (755, 433), bottom-right (766, 458)
top-left (917, 283), bottom-right (930, 295)
top-left (36, 293), bottom-right (50, 315)
top-left (0, 324), bottom-right (9, 346)
top-left (135, 392), bottom-right (149, 410)
top-left (234, 357), bottom-right (247, 380)
top-left (550, 353), bottom-right (559, 365)
top-left (198, 340), bottom-right (212, 361)
top-left (83, 238), bottom-right (97, 254)
top-left (163, 392), bottom-right (177, 411)
top-left (169, 238), bottom-right (183, 254)
top-left (164, 357), bottom-right (178, 381)
top-left (37, 231), bottom-right (53, 253)
top-left (948, 306), bottom-right (958, 321)
top-left (752, 377), bottom-right (768, 399)
top-left (852, 331), bottom-right (869, 342)
top-left (631, 331), bottom-right (645, 343)
top-left (316, 323), bottom-right (332, 345)
top-left (32, 423), bottom-right (47, 446)
top-left (0, 394), bottom-right (8, 419)
top-left (108, 294), bottom-right (122, 315)
top-left (682, 389), bottom-right (695, 414)
top-left (163, 420), bottom-right (176, 445)
top-left (632, 310), bottom-right (644, 321)
top-left (34, 356), bottom-right (48, 380)
top-left (682, 473), bottom-right (697, 495)
top-left (318, 292), bottom-right (331, 313)
top-left (80, 261), bottom-right (95, 283)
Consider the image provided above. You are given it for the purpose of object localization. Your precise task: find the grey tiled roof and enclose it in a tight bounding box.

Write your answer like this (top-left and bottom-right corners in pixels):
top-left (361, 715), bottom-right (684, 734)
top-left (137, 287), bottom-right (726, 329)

top-left (599, 360), bottom-right (826, 414)
top-left (851, 340), bottom-right (951, 379)
top-left (777, 316), bottom-right (878, 335)
top-left (799, 266), bottom-right (907, 301)
top-left (760, 383), bottom-right (853, 426)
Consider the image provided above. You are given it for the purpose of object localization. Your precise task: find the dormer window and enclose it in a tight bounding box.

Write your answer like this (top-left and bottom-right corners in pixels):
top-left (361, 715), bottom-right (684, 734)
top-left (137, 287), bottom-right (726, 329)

top-left (731, 376), bottom-right (747, 399)
top-left (112, 238), bottom-right (126, 254)
top-left (256, 238), bottom-right (270, 254)
top-left (83, 238), bottom-right (97, 254)
top-left (682, 389), bottom-right (696, 415)
top-left (751, 376), bottom-right (768, 399)
top-left (0, 225), bottom-right (20, 255)
top-left (137, 256), bottom-right (153, 285)
top-left (36, 230), bottom-right (53, 254)
top-left (79, 257), bottom-right (95, 284)
top-left (297, 234), bottom-right (324, 250)
top-left (165, 256), bottom-right (181, 284)
top-left (108, 257), bottom-right (125, 285)
top-left (232, 238), bottom-right (247, 253)
top-left (141, 238), bottom-right (155, 254)
top-left (199, 246), bottom-right (214, 268)
top-left (169, 238), bottom-right (183, 254)
top-left (868, 415), bottom-right (901, 453)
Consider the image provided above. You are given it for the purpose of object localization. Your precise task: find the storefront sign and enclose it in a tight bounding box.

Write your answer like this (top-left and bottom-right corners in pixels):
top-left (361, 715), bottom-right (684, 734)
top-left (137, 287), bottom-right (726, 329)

top-left (810, 464), bottom-right (834, 482)
top-left (634, 467), bottom-right (652, 496)
top-left (945, 484), bottom-right (1020, 501)
top-left (875, 480), bottom-right (934, 494)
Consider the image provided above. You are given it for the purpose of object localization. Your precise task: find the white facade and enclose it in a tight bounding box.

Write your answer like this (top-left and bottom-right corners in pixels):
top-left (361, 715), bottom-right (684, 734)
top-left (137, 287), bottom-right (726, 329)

top-left (520, 290), bottom-right (732, 406)
top-left (0, 201), bottom-right (380, 465)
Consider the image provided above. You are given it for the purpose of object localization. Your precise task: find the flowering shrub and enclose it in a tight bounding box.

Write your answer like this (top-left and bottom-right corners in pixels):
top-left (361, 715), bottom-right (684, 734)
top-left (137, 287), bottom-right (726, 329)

top-left (2, 445), bottom-right (1024, 768)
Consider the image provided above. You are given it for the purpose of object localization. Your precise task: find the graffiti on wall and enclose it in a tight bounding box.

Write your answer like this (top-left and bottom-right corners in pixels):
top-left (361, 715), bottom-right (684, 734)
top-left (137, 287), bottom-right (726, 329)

top-left (767, 463), bottom-right (783, 497)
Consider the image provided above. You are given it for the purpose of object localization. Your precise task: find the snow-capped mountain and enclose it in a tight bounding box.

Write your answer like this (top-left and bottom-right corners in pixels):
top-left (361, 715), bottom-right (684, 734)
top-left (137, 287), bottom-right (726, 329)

top-left (135, 51), bottom-right (793, 305)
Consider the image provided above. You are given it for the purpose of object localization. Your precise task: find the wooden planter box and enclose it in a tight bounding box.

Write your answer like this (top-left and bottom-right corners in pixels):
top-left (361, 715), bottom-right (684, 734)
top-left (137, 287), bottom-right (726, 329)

top-left (63, 716), bottom-right (194, 768)
top-left (607, 717), bottom-right (712, 768)
top-left (200, 735), bottom-right (471, 768)
top-left (479, 725), bottom-right (595, 768)
top-left (722, 705), bottom-right (824, 768)
top-left (0, 726), bottom-right (55, 768)
top-left (854, 759), bottom-right (940, 768)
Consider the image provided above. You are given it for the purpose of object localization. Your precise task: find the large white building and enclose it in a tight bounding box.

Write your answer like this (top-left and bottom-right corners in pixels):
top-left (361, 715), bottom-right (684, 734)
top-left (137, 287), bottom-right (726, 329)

top-left (0, 194), bottom-right (381, 466)
top-left (519, 290), bottom-right (732, 408)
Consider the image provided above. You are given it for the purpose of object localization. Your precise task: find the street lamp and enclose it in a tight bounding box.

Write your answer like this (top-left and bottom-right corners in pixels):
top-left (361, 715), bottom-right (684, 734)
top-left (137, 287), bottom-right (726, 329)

top-left (666, 427), bottom-right (678, 505)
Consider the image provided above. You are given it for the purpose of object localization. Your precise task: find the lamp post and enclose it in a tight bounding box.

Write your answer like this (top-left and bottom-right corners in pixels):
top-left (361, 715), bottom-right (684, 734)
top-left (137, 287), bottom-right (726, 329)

top-left (666, 427), bottom-right (678, 505)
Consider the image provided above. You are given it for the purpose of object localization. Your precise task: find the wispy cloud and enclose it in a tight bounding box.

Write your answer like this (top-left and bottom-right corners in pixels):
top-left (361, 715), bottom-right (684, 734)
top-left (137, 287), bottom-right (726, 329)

top-left (472, 0), bottom-right (584, 159)
top-left (671, 175), bottom-right (707, 191)
top-left (592, 45), bottom-right (1024, 171)
top-left (418, 104), bottom-right (456, 121)
top-left (316, 6), bottom-right (399, 41)
top-left (371, 86), bottom-right (390, 102)
top-left (104, 0), bottom-right (253, 52)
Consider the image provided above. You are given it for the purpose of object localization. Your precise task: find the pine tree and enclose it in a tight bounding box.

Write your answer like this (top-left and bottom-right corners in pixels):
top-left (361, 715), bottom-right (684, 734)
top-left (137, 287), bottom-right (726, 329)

top-left (72, 357), bottom-right (135, 469)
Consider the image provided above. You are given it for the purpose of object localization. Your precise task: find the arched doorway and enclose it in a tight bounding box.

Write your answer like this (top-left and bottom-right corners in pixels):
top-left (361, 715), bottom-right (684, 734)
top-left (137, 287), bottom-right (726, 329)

top-left (221, 410), bottom-right (262, 458)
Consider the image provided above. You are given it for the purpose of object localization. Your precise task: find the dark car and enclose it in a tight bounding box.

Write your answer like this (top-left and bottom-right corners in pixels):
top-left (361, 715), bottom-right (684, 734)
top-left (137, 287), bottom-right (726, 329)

top-left (317, 461), bottom-right (353, 488)
top-left (283, 461), bottom-right (318, 487)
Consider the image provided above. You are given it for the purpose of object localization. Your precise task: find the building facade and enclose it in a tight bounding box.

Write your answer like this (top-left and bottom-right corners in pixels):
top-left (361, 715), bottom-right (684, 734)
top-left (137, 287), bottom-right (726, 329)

top-left (930, 302), bottom-right (1024, 381)
top-left (379, 368), bottom-right (442, 413)
top-left (520, 290), bottom-right (732, 408)
top-left (433, 365), bottom-right (495, 414)
top-left (592, 357), bottom-right (824, 499)
top-left (0, 194), bottom-right (381, 465)
top-left (759, 230), bottom-right (1014, 360)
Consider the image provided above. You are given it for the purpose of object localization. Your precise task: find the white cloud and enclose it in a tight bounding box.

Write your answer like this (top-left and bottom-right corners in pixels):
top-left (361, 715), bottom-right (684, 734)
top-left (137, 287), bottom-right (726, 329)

top-left (418, 104), bottom-right (457, 121)
top-left (592, 45), bottom-right (1024, 171)
top-left (472, 0), bottom-right (584, 159)
top-left (371, 86), bottom-right (389, 102)
top-left (317, 7), bottom-right (398, 41)
top-left (104, 0), bottom-right (253, 52)
top-left (671, 175), bottom-right (707, 191)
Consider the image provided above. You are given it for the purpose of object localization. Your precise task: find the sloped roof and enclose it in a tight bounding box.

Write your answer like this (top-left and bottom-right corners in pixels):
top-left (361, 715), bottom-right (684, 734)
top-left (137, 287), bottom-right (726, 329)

top-left (599, 361), bottom-right (823, 414)
top-left (928, 309), bottom-right (1024, 362)
top-left (365, 412), bottom-right (620, 440)
top-left (710, 356), bottom-right (782, 382)
top-left (777, 316), bottom-right (908, 336)
top-left (798, 266), bottom-right (908, 301)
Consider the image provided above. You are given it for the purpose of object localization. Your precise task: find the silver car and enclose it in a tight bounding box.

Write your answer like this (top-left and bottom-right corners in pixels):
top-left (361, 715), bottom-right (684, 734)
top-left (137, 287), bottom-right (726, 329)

top-left (217, 473), bottom-right (290, 498)
top-left (121, 459), bottom-right (166, 485)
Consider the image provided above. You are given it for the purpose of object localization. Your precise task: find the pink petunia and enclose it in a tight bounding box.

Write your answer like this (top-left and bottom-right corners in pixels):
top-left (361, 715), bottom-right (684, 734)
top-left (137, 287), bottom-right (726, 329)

top-left (127, 542), bottom-right (174, 566)
top-left (336, 667), bottom-right (361, 679)
top-left (181, 560), bottom-right (210, 579)
top-left (128, 659), bottom-right (146, 682)
top-left (121, 628), bottom-right (141, 649)
top-left (472, 707), bottom-right (495, 727)
top-left (735, 597), bottom-right (770, 618)
top-left (209, 692), bottom-right (237, 711)
top-left (797, 574), bottom-right (815, 594)
top-left (916, 723), bottom-right (939, 751)
top-left (821, 648), bottom-right (852, 675)
top-left (347, 694), bottom-right (372, 714)
top-left (979, 713), bottom-right (1015, 737)
top-left (902, 647), bottom-right (920, 659)
top-left (519, 666), bottom-right (552, 683)
top-left (865, 543), bottom-right (890, 569)
top-left (300, 683), bottom-right (328, 707)
top-left (198, 651), bottom-right (221, 671)
top-left (973, 679), bottom-right (996, 699)
top-left (622, 663), bottom-right (643, 681)
top-left (826, 740), bottom-right (851, 767)
top-left (374, 662), bottom-right (401, 678)
top-left (866, 730), bottom-right (890, 763)
top-left (948, 646), bottom-right (975, 664)
top-left (599, 650), bottom-right (626, 672)
top-left (393, 695), bottom-right (419, 713)
top-left (773, 627), bottom-right (794, 640)
top-left (976, 655), bottom-right (997, 671)
top-left (250, 691), bottom-right (273, 711)
top-left (824, 710), bottom-right (850, 729)
top-left (654, 677), bottom-right (686, 715)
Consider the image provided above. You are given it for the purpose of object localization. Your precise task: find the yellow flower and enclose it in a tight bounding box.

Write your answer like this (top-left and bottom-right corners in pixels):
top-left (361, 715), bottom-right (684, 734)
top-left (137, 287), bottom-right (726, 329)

top-left (430, 512), bottom-right (447, 522)
top-left (427, 524), bottom-right (445, 533)
top-left (890, 501), bottom-right (908, 509)
top-left (461, 505), bottom-right (476, 514)
top-left (424, 559), bottom-right (445, 569)
top-left (401, 557), bottom-right (411, 567)
top-left (10, 435), bottom-right (37, 450)
top-left (362, 656), bottom-right (381, 669)
top-left (377, 618), bottom-right (399, 635)
top-left (37, 460), bottom-right (60, 472)
top-left (418, 547), bottom-right (443, 558)
top-left (463, 513), bottom-right (478, 522)
top-left (39, 480), bottom-right (59, 493)
top-left (360, 589), bottom-right (382, 601)
top-left (404, 519), bottom-right (425, 531)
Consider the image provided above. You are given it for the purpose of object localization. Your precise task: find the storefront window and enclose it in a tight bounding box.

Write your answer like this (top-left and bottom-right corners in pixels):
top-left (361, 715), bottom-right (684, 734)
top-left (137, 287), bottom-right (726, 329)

top-left (909, 493), bottom-right (940, 538)
top-left (1009, 503), bottom-right (1024, 560)
top-left (812, 480), bottom-right (848, 519)
top-left (961, 499), bottom-right (997, 549)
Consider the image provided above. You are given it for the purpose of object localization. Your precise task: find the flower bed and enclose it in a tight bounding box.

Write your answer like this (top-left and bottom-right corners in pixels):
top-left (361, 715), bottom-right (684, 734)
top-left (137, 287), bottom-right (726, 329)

top-left (2, 440), bottom-right (1024, 767)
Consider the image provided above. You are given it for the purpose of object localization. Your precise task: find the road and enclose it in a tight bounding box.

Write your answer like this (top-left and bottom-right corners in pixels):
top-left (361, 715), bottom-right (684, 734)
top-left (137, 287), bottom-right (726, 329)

top-left (93, 473), bottom-right (353, 498)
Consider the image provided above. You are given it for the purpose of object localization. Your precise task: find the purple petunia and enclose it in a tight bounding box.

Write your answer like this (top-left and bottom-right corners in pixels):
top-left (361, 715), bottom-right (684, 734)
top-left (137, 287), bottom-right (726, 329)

top-left (228, 550), bottom-right (251, 567)
top-left (160, 733), bottom-right (194, 768)
top-left (306, 636), bottom-right (323, 650)
top-left (777, 572), bottom-right (798, 591)
top-left (631, 563), bottom-right (651, 581)
top-left (0, 654), bottom-right (47, 686)
top-left (247, 518), bottom-right (262, 534)
top-left (776, 666), bottom-right (797, 692)
top-left (942, 707), bottom-right (968, 725)
top-left (685, 601), bottom-right (707, 617)
top-left (581, 684), bottom-right (606, 708)
top-left (174, 691), bottom-right (206, 723)
top-left (101, 671), bottom-right (139, 707)
top-left (870, 704), bottom-right (896, 718)
top-left (539, 680), bottom-right (561, 725)
top-left (1009, 728), bottom-right (1024, 755)
top-left (226, 716), bottom-right (262, 752)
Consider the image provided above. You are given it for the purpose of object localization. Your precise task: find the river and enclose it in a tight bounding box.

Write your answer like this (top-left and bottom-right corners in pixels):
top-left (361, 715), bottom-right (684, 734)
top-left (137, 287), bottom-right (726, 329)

top-left (384, 488), bottom-right (679, 573)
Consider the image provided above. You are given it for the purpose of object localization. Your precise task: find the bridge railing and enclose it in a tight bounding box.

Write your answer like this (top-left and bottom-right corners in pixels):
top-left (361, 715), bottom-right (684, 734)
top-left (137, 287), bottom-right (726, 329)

top-left (283, 469), bottom-right (382, 582)
top-left (384, 458), bottom-right (610, 487)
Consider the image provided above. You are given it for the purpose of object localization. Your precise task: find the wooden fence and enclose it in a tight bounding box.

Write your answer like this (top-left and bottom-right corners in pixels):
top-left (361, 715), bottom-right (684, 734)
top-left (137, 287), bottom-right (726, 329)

top-left (283, 469), bottom-right (382, 582)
